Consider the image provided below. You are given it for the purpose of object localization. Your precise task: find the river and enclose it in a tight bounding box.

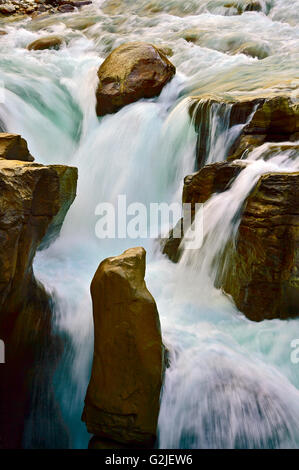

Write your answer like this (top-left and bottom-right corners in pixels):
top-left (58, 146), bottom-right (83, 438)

top-left (0, 0), bottom-right (299, 449)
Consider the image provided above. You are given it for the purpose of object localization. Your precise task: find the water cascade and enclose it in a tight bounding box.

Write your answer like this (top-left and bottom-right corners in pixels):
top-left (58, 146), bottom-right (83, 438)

top-left (0, 0), bottom-right (298, 449)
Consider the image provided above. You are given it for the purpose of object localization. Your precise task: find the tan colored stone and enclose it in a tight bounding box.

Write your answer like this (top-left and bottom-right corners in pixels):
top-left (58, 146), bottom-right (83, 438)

top-left (96, 42), bottom-right (176, 116)
top-left (234, 42), bottom-right (269, 59)
top-left (82, 247), bottom-right (163, 447)
top-left (0, 159), bottom-right (77, 313)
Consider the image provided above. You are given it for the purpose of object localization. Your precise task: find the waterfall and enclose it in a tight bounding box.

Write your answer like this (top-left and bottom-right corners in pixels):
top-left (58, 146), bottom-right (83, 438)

top-left (156, 145), bottom-right (299, 448)
top-left (0, 0), bottom-right (299, 449)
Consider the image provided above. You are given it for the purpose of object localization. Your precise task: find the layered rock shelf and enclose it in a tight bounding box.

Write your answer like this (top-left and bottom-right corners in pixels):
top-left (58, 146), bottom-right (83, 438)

top-left (162, 157), bottom-right (299, 321)
top-left (162, 160), bottom-right (248, 262)
top-left (189, 95), bottom-right (299, 168)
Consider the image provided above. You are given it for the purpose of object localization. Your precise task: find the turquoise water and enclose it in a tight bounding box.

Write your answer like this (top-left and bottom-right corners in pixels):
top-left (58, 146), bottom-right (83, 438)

top-left (0, 0), bottom-right (298, 448)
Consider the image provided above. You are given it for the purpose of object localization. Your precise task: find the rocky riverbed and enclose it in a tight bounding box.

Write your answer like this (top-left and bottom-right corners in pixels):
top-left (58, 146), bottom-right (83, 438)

top-left (0, 0), bottom-right (92, 19)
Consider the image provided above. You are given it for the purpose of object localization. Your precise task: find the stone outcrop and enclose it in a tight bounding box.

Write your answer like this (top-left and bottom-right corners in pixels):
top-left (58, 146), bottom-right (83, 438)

top-left (189, 95), bottom-right (299, 167)
top-left (0, 147), bottom-right (77, 448)
top-left (228, 96), bottom-right (299, 160)
top-left (0, 159), bottom-right (77, 314)
top-left (163, 158), bottom-right (299, 321)
top-left (233, 41), bottom-right (270, 59)
top-left (0, 133), bottom-right (34, 161)
top-left (162, 161), bottom-right (247, 262)
top-left (95, 42), bottom-right (176, 116)
top-left (82, 247), bottom-right (164, 448)
top-left (223, 172), bottom-right (299, 321)
top-left (27, 35), bottom-right (64, 51)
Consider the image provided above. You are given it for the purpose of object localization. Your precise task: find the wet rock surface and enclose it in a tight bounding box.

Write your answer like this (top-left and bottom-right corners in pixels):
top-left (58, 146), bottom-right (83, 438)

top-left (95, 42), bottom-right (176, 116)
top-left (82, 247), bottom-right (164, 448)
top-left (189, 95), bottom-right (299, 167)
top-left (27, 34), bottom-right (64, 50)
top-left (0, 136), bottom-right (77, 448)
top-left (163, 158), bottom-right (299, 321)
top-left (223, 171), bottom-right (299, 321)
top-left (162, 161), bottom-right (247, 262)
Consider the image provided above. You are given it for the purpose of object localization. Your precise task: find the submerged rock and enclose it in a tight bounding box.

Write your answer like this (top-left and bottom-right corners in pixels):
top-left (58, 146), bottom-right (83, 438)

top-left (0, 4), bottom-right (17, 15)
top-left (27, 35), bottom-right (64, 50)
top-left (224, 0), bottom-right (263, 14)
top-left (82, 247), bottom-right (164, 447)
top-left (234, 41), bottom-right (270, 59)
top-left (179, 29), bottom-right (270, 60)
top-left (243, 0), bottom-right (263, 12)
top-left (57, 3), bottom-right (74, 12)
top-left (223, 172), bottom-right (299, 321)
top-left (95, 42), bottom-right (176, 116)
top-left (0, 143), bottom-right (77, 448)
top-left (0, 133), bottom-right (34, 161)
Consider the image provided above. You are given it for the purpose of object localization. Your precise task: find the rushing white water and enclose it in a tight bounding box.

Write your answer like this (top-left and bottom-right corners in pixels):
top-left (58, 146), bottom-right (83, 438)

top-left (0, 0), bottom-right (299, 449)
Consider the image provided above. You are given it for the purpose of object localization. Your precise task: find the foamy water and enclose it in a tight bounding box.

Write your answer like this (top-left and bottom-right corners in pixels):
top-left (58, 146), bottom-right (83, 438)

top-left (0, 0), bottom-right (298, 448)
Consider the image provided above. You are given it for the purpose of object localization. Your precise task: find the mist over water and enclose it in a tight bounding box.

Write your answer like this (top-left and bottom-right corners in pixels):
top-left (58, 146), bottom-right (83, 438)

top-left (0, 0), bottom-right (299, 449)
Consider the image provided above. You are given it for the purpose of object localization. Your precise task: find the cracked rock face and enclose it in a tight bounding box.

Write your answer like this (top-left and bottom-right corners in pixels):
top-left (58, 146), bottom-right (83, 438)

top-left (162, 160), bottom-right (299, 322)
top-left (0, 159), bottom-right (77, 314)
top-left (82, 247), bottom-right (164, 448)
top-left (223, 172), bottom-right (299, 321)
top-left (189, 95), bottom-right (299, 168)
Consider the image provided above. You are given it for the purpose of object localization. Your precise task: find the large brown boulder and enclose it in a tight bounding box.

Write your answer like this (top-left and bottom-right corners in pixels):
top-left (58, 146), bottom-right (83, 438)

top-left (223, 172), bottom-right (299, 321)
top-left (0, 133), bottom-right (34, 162)
top-left (0, 154), bottom-right (77, 448)
top-left (189, 95), bottom-right (299, 167)
top-left (27, 35), bottom-right (64, 51)
top-left (95, 42), bottom-right (176, 116)
top-left (82, 247), bottom-right (164, 448)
